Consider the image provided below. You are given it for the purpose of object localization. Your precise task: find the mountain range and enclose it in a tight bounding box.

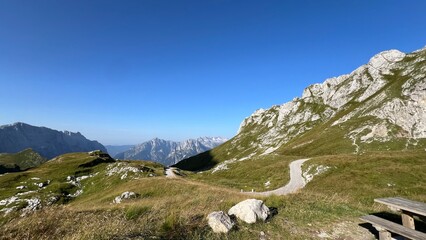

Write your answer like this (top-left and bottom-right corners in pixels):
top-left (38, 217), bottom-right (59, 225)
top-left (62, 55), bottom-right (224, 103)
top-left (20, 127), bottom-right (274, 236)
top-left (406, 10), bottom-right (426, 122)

top-left (176, 47), bottom-right (426, 170)
top-left (0, 122), bottom-right (226, 168)
top-left (0, 122), bottom-right (107, 159)
top-left (114, 137), bottom-right (227, 166)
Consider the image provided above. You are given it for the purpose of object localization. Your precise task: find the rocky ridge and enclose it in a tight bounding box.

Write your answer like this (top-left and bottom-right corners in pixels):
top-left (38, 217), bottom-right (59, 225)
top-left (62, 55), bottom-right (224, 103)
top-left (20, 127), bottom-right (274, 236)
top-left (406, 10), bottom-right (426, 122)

top-left (177, 46), bottom-right (426, 170)
top-left (0, 122), bottom-right (107, 159)
top-left (236, 48), bottom-right (425, 154)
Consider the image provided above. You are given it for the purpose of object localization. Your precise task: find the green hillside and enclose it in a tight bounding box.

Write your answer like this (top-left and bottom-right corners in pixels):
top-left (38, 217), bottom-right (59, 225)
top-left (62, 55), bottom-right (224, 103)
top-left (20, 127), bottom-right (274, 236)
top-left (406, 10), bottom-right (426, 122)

top-left (1, 150), bottom-right (425, 239)
top-left (0, 152), bottom-right (251, 239)
top-left (0, 149), bottom-right (47, 174)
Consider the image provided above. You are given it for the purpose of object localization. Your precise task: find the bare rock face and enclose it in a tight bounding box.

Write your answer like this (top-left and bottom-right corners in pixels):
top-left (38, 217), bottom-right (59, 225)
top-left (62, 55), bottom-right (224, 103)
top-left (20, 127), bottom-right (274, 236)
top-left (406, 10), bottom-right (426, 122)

top-left (226, 47), bottom-right (426, 159)
top-left (207, 211), bottom-right (235, 233)
top-left (228, 199), bottom-right (270, 224)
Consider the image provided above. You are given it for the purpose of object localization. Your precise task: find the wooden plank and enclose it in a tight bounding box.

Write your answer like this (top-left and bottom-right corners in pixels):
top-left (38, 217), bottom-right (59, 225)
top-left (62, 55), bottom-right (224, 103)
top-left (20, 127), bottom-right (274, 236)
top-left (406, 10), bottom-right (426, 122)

top-left (375, 197), bottom-right (426, 216)
top-left (360, 215), bottom-right (426, 240)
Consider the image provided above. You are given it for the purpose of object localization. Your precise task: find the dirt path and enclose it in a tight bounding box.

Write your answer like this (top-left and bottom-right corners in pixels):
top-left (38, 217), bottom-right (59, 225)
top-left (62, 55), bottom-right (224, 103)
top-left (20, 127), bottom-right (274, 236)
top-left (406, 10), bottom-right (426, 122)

top-left (163, 171), bottom-right (246, 196)
top-left (166, 158), bottom-right (310, 196)
top-left (248, 158), bottom-right (310, 196)
top-left (165, 167), bottom-right (178, 178)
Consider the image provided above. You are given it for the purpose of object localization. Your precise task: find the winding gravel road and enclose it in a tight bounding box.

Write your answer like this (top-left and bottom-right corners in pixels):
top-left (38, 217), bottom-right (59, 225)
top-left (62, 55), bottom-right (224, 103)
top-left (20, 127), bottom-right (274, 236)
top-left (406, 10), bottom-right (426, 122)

top-left (248, 158), bottom-right (310, 196)
top-left (166, 158), bottom-right (311, 196)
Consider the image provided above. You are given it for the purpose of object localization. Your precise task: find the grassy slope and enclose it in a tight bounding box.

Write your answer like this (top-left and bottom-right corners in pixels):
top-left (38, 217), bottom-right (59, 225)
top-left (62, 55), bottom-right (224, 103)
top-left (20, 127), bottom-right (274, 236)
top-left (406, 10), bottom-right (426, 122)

top-left (0, 153), bottom-right (257, 239)
top-left (188, 154), bottom-right (303, 192)
top-left (0, 150), bottom-right (425, 239)
top-left (0, 149), bottom-right (46, 173)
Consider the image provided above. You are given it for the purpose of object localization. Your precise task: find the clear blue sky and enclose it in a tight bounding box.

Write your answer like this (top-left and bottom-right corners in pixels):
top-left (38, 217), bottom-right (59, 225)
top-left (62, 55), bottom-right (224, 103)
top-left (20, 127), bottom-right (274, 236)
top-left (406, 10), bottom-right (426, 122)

top-left (0, 0), bottom-right (425, 145)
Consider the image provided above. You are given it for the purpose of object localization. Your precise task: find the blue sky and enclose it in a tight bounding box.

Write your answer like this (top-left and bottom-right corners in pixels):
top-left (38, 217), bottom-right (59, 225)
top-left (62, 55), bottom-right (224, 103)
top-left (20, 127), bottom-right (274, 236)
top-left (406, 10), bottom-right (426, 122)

top-left (0, 0), bottom-right (425, 145)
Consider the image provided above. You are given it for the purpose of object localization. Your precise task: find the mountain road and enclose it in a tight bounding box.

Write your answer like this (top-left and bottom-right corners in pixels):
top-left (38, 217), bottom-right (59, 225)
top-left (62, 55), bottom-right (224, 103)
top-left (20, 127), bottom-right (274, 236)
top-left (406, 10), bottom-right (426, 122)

top-left (248, 158), bottom-right (310, 196)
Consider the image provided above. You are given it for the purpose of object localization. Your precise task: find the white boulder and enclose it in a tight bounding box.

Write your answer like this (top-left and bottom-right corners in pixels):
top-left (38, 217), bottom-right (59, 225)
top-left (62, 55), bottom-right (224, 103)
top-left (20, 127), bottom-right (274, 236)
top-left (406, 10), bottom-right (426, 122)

top-left (228, 199), bottom-right (270, 224)
top-left (33, 180), bottom-right (50, 188)
top-left (0, 196), bottom-right (19, 206)
top-left (21, 198), bottom-right (41, 216)
top-left (207, 211), bottom-right (235, 233)
top-left (68, 189), bottom-right (83, 198)
top-left (113, 196), bottom-right (122, 204)
top-left (113, 191), bottom-right (138, 204)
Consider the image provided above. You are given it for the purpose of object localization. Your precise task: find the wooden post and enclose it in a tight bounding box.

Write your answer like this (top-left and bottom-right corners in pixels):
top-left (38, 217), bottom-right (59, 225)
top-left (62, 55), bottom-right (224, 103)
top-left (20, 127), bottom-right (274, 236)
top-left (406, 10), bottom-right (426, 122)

top-left (374, 226), bottom-right (392, 240)
top-left (401, 210), bottom-right (415, 230)
top-left (378, 230), bottom-right (392, 240)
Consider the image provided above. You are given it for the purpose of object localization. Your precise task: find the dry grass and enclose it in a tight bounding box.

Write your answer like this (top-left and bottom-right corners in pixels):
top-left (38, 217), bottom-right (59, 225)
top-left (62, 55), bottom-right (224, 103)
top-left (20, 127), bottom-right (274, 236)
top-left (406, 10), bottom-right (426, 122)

top-left (1, 150), bottom-right (425, 239)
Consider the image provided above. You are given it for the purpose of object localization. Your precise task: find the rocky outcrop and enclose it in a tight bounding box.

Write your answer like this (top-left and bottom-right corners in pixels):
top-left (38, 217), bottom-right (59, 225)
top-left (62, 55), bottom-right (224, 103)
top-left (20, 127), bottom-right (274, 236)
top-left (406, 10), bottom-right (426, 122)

top-left (228, 199), bottom-right (270, 224)
top-left (106, 162), bottom-right (155, 180)
top-left (113, 191), bottom-right (139, 204)
top-left (207, 211), bottom-right (235, 233)
top-left (21, 198), bottom-right (42, 216)
top-left (0, 196), bottom-right (42, 216)
top-left (301, 50), bottom-right (406, 108)
top-left (0, 122), bottom-right (106, 159)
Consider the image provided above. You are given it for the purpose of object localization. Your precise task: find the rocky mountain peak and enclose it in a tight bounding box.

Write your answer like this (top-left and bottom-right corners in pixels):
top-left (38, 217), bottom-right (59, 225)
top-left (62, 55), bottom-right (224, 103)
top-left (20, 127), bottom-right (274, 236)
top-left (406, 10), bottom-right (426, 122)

top-left (214, 46), bottom-right (426, 162)
top-left (300, 49), bottom-right (408, 110)
top-left (368, 49), bottom-right (405, 68)
top-left (0, 122), bottom-right (30, 130)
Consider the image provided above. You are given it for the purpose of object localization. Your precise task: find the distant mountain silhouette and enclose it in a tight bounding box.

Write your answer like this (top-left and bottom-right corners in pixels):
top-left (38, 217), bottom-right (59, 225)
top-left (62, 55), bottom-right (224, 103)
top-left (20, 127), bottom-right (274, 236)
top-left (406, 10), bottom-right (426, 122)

top-left (0, 122), bottom-right (106, 159)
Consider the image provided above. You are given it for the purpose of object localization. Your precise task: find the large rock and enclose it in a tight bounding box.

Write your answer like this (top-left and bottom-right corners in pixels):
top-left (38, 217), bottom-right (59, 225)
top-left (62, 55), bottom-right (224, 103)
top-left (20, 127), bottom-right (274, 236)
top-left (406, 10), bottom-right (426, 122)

top-left (113, 191), bottom-right (138, 204)
top-left (207, 211), bottom-right (235, 233)
top-left (21, 198), bottom-right (42, 216)
top-left (228, 199), bottom-right (270, 224)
